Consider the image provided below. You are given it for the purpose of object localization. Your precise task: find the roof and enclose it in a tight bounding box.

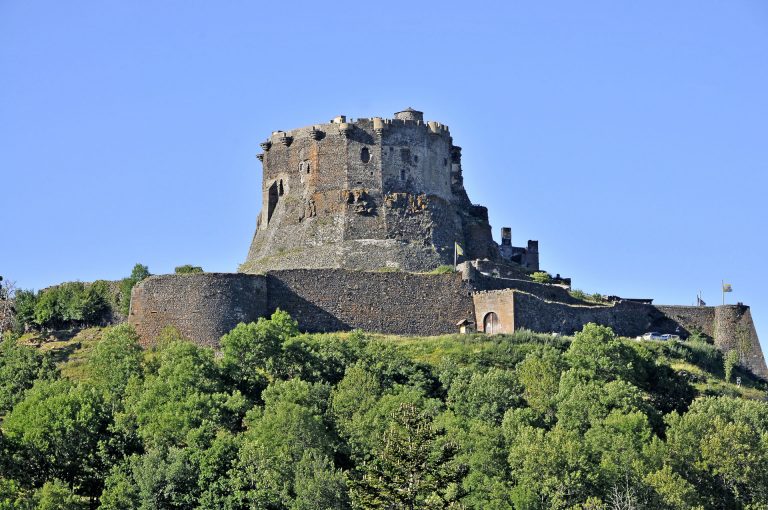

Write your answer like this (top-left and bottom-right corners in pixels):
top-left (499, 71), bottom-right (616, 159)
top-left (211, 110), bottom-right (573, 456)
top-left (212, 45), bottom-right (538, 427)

top-left (396, 106), bottom-right (423, 113)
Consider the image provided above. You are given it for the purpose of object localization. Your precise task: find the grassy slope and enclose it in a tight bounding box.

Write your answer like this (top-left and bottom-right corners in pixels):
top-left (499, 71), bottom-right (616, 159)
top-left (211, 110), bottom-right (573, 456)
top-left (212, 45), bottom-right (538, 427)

top-left (21, 327), bottom-right (768, 401)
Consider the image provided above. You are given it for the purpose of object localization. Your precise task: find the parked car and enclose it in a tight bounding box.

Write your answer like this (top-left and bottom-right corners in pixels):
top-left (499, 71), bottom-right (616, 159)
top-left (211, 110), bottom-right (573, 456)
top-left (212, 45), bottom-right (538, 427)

top-left (661, 334), bottom-right (681, 341)
top-left (641, 332), bottom-right (664, 340)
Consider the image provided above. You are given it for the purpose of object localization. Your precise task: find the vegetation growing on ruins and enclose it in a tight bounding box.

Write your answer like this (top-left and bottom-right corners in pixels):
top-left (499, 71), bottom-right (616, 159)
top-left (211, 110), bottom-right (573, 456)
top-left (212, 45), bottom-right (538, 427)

top-left (530, 271), bottom-right (552, 284)
top-left (1, 313), bottom-right (768, 509)
top-left (174, 265), bottom-right (204, 275)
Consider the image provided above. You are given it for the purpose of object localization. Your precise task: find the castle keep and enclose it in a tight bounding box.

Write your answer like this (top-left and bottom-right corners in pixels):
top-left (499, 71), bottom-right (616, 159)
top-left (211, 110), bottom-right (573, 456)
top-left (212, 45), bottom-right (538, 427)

top-left (242, 108), bottom-right (537, 273)
top-left (129, 109), bottom-right (768, 379)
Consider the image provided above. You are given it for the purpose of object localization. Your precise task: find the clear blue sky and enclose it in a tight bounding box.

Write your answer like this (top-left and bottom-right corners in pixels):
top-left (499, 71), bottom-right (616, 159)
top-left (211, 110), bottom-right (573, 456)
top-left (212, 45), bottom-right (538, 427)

top-left (2, 1), bottom-right (767, 352)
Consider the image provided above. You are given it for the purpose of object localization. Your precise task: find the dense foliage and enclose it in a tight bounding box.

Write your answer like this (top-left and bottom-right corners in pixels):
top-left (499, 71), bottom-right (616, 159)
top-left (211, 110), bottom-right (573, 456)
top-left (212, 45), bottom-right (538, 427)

top-left (1, 316), bottom-right (767, 509)
top-left (10, 264), bottom-right (150, 334)
top-left (174, 266), bottom-right (204, 275)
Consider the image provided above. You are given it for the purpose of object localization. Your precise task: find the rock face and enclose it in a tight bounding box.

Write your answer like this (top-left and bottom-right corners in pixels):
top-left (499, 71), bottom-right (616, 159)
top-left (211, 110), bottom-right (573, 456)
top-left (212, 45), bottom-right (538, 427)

top-left (241, 109), bottom-right (498, 273)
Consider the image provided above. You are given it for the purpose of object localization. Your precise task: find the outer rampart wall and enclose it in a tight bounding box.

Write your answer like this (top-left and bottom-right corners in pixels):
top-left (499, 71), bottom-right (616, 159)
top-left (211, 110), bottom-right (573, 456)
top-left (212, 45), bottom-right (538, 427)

top-left (266, 269), bottom-right (475, 336)
top-left (654, 305), bottom-right (716, 337)
top-left (128, 272), bottom-right (767, 378)
top-left (714, 305), bottom-right (768, 377)
top-left (473, 292), bottom-right (767, 378)
top-left (510, 291), bottom-right (661, 337)
top-left (129, 273), bottom-right (267, 348)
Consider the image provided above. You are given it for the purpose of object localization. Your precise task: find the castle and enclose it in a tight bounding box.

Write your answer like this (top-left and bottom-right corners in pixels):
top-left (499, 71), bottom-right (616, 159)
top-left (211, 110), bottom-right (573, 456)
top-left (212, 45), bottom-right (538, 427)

top-left (242, 108), bottom-right (538, 273)
top-left (129, 109), bottom-right (768, 378)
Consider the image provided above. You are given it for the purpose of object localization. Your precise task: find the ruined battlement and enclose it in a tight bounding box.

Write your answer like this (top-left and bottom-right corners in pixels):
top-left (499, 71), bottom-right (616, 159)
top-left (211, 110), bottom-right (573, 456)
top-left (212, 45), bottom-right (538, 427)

top-left (243, 108), bottom-right (499, 273)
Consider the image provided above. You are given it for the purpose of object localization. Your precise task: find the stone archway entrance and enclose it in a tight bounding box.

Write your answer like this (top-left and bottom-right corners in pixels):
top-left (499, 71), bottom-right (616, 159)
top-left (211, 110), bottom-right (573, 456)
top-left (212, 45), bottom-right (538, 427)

top-left (483, 311), bottom-right (500, 334)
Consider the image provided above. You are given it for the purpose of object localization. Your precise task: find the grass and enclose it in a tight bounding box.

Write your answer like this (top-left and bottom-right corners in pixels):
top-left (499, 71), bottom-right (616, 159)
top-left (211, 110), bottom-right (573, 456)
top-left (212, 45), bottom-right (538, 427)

top-left (422, 265), bottom-right (457, 275)
top-left (17, 322), bottom-right (767, 402)
top-left (17, 327), bottom-right (105, 382)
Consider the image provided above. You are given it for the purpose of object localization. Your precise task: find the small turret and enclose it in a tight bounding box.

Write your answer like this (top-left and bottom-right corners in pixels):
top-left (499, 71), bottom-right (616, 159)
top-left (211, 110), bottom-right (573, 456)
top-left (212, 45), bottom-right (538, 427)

top-left (394, 107), bottom-right (423, 122)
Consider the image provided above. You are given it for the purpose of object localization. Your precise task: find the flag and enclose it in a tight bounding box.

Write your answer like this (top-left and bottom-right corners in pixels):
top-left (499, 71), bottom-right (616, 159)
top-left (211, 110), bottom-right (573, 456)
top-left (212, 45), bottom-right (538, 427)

top-left (455, 242), bottom-right (464, 256)
top-left (723, 283), bottom-right (733, 293)
top-left (697, 296), bottom-right (706, 306)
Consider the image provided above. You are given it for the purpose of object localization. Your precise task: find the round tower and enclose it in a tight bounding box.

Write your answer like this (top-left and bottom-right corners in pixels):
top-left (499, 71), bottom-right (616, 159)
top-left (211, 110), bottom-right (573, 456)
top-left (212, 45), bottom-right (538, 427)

top-left (394, 107), bottom-right (424, 122)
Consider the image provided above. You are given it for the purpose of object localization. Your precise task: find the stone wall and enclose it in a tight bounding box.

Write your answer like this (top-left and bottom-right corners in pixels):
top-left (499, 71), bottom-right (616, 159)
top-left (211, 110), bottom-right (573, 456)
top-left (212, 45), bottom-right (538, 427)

top-left (266, 269), bottom-right (475, 336)
top-left (654, 305), bottom-right (716, 338)
top-left (460, 262), bottom-right (580, 304)
top-left (127, 271), bottom-right (767, 378)
top-left (510, 291), bottom-right (662, 337)
top-left (129, 270), bottom-right (476, 346)
top-left (473, 291), bottom-right (768, 378)
top-left (129, 273), bottom-right (267, 348)
top-left (473, 290), bottom-right (516, 334)
top-left (714, 305), bottom-right (768, 377)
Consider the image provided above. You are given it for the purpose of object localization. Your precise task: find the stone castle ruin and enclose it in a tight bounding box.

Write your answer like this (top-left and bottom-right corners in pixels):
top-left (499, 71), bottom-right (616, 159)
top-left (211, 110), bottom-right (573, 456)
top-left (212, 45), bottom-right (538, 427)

top-left (129, 109), bottom-right (768, 378)
top-left (242, 108), bottom-right (538, 273)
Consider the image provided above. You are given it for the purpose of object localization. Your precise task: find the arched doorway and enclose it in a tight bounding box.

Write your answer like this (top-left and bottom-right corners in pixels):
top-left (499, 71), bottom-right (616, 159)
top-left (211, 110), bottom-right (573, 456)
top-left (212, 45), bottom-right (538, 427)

top-left (483, 312), bottom-right (499, 334)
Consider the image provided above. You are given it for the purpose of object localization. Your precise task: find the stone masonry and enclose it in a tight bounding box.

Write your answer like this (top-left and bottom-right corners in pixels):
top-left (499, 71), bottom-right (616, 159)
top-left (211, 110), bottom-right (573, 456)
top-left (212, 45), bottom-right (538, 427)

top-left (242, 109), bottom-right (534, 273)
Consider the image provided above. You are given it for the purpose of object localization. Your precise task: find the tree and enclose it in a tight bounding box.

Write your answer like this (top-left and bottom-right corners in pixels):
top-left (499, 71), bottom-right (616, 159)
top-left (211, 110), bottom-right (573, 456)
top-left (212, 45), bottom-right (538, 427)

top-left (530, 272), bottom-right (552, 284)
top-left (0, 337), bottom-right (54, 414)
top-left (118, 264), bottom-right (150, 316)
top-left (0, 277), bottom-right (16, 334)
top-left (219, 310), bottom-right (299, 396)
top-left (86, 324), bottom-right (143, 397)
top-left (517, 347), bottom-right (564, 422)
top-left (3, 379), bottom-right (112, 500)
top-left (35, 479), bottom-right (87, 510)
top-left (292, 451), bottom-right (350, 510)
top-left (229, 380), bottom-right (336, 509)
top-left (33, 286), bottom-right (61, 329)
top-left (0, 477), bottom-right (35, 510)
top-left (660, 397), bottom-right (768, 507)
top-left (565, 323), bottom-right (646, 386)
top-left (446, 367), bottom-right (521, 424)
top-left (119, 338), bottom-right (244, 449)
top-left (349, 402), bottom-right (462, 509)
top-left (11, 289), bottom-right (37, 333)
top-left (507, 424), bottom-right (593, 509)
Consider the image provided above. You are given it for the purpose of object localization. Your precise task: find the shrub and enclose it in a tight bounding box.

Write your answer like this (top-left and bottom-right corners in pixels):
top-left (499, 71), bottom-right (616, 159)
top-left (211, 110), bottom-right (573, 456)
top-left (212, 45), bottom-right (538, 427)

top-left (724, 350), bottom-right (740, 383)
top-left (174, 265), bottom-right (204, 274)
top-left (427, 265), bottom-right (456, 275)
top-left (530, 271), bottom-right (552, 284)
top-left (32, 282), bottom-right (110, 330)
top-left (569, 289), bottom-right (587, 301)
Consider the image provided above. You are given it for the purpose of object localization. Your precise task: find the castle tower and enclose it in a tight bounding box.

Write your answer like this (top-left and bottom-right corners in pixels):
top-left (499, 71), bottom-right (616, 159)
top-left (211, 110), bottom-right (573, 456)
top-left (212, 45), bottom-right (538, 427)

top-left (241, 109), bottom-right (498, 273)
top-left (394, 107), bottom-right (424, 122)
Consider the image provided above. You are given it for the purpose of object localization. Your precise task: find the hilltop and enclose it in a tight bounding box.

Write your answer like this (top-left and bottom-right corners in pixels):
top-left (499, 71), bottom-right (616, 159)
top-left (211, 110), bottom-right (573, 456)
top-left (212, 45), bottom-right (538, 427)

top-left (2, 315), bottom-right (768, 508)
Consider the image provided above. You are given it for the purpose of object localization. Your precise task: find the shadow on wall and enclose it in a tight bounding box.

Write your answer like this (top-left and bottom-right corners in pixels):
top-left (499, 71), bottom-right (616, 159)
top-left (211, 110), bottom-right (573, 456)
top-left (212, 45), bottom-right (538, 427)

top-left (266, 276), bottom-right (352, 333)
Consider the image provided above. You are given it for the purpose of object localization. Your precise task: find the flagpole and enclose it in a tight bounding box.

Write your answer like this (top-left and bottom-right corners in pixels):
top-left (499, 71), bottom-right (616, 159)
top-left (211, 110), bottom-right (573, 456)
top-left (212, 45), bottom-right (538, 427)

top-left (722, 280), bottom-right (724, 306)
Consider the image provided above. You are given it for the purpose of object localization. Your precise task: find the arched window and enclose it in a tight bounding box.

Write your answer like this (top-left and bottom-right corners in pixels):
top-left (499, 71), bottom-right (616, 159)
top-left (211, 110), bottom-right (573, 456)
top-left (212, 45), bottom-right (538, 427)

top-left (483, 312), bottom-right (500, 334)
